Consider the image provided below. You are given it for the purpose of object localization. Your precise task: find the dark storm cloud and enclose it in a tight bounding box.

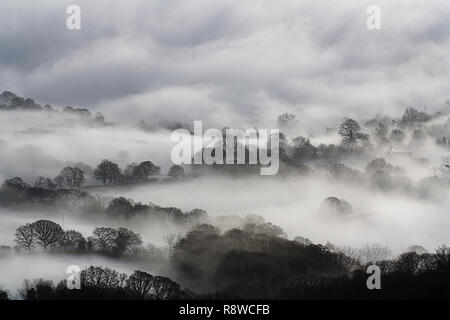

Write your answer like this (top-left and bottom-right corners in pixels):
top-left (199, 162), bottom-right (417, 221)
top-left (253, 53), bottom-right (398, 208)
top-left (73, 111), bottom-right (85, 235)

top-left (0, 0), bottom-right (449, 125)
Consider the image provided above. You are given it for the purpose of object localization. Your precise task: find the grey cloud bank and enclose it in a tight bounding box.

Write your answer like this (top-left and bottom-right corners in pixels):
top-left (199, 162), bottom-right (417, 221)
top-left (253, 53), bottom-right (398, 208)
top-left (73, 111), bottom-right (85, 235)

top-left (0, 0), bottom-right (449, 127)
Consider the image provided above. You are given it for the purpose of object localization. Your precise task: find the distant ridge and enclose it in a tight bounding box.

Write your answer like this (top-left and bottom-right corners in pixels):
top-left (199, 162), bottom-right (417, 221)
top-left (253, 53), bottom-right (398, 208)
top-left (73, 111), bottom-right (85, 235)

top-left (0, 90), bottom-right (105, 122)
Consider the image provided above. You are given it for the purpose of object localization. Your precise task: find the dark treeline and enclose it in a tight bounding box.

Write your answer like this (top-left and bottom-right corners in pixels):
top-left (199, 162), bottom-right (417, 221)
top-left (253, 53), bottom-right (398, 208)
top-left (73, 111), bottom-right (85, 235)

top-left (14, 219), bottom-right (145, 257)
top-left (4, 221), bottom-right (450, 299)
top-left (170, 223), bottom-right (450, 299)
top-left (94, 159), bottom-right (157, 185)
top-left (1, 266), bottom-right (191, 300)
top-left (91, 160), bottom-right (186, 186)
top-left (0, 177), bottom-right (207, 225)
top-left (0, 160), bottom-right (182, 190)
top-left (0, 90), bottom-right (106, 124)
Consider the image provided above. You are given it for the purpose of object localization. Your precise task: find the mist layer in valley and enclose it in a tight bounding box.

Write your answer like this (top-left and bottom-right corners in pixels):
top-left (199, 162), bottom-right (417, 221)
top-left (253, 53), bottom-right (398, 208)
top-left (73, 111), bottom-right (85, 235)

top-left (1, 91), bottom-right (450, 298)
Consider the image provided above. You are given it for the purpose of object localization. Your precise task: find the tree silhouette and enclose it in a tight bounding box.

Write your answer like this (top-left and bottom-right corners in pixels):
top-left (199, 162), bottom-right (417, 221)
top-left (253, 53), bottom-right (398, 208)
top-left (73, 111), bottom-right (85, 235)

top-left (59, 230), bottom-right (86, 252)
top-left (126, 271), bottom-right (154, 299)
top-left (151, 276), bottom-right (182, 300)
top-left (54, 167), bottom-right (85, 189)
top-left (88, 227), bottom-right (117, 254)
top-left (32, 220), bottom-right (64, 249)
top-left (15, 223), bottom-right (35, 251)
top-left (338, 119), bottom-right (363, 143)
top-left (94, 160), bottom-right (121, 185)
top-left (81, 266), bottom-right (127, 290)
top-left (2, 177), bottom-right (29, 189)
top-left (106, 197), bottom-right (134, 217)
top-left (113, 227), bottom-right (142, 256)
top-left (133, 161), bottom-right (160, 181)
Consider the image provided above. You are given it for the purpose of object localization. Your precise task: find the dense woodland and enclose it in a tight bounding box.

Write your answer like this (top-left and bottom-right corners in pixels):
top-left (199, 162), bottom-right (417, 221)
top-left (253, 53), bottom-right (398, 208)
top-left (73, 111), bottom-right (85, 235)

top-left (2, 217), bottom-right (450, 299)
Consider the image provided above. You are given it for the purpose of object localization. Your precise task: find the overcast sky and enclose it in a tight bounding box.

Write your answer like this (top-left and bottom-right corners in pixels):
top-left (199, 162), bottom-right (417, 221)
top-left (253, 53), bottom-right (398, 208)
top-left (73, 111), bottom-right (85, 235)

top-left (1, 0), bottom-right (449, 126)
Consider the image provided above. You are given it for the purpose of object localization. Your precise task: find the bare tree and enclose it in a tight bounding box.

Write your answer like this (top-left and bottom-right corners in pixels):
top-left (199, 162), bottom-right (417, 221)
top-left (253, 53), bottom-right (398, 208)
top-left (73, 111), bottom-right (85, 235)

top-left (126, 271), bottom-right (154, 298)
top-left (32, 220), bottom-right (64, 249)
top-left (132, 161), bottom-right (160, 181)
top-left (80, 266), bottom-right (126, 289)
top-left (114, 227), bottom-right (142, 256)
top-left (338, 119), bottom-right (363, 143)
top-left (150, 276), bottom-right (181, 300)
top-left (15, 223), bottom-right (35, 251)
top-left (54, 167), bottom-right (85, 189)
top-left (94, 160), bottom-right (121, 185)
top-left (88, 227), bottom-right (117, 254)
top-left (59, 230), bottom-right (86, 252)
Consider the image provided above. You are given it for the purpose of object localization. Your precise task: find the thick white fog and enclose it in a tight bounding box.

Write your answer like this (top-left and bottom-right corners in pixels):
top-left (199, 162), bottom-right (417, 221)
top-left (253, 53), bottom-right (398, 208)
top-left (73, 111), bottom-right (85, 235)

top-left (94, 174), bottom-right (450, 252)
top-left (1, 111), bottom-right (449, 253)
top-left (0, 111), bottom-right (176, 182)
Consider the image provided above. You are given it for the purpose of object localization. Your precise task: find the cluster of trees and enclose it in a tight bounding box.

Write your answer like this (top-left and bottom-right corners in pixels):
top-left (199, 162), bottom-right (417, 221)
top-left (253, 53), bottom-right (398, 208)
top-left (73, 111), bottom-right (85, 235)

top-left (274, 113), bottom-right (370, 164)
top-left (54, 167), bottom-right (85, 188)
top-left (12, 266), bottom-right (191, 300)
top-left (1, 159), bottom-right (171, 191)
top-left (170, 223), bottom-right (450, 299)
top-left (0, 176), bottom-right (95, 208)
top-left (288, 245), bottom-right (450, 299)
top-left (338, 119), bottom-right (369, 144)
top-left (0, 91), bottom-right (106, 124)
top-left (326, 243), bottom-right (392, 265)
top-left (88, 227), bottom-right (142, 256)
top-left (3, 90), bottom-right (447, 178)
top-left (105, 196), bottom-right (207, 222)
top-left (0, 177), bottom-right (206, 225)
top-left (172, 223), bottom-right (352, 298)
top-left (93, 159), bottom-right (163, 185)
top-left (14, 220), bottom-right (143, 257)
top-left (342, 107), bottom-right (432, 144)
top-left (1, 167), bottom-right (86, 190)
top-left (0, 91), bottom-right (44, 111)
top-left (189, 114), bottom-right (384, 173)
top-left (90, 159), bottom-right (184, 186)
top-left (271, 106), bottom-right (440, 168)
top-left (313, 154), bottom-right (450, 198)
